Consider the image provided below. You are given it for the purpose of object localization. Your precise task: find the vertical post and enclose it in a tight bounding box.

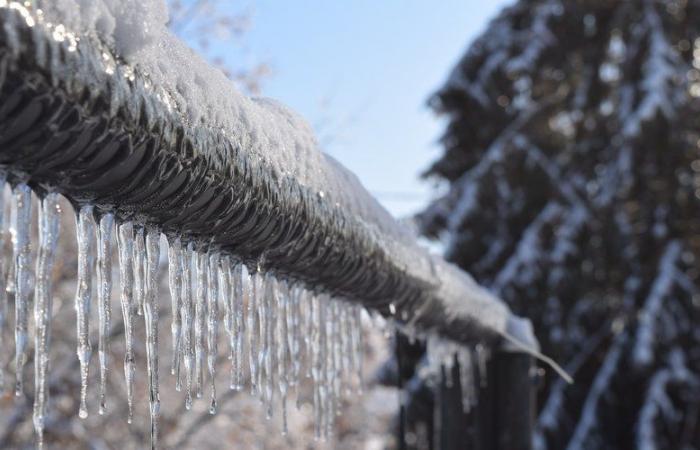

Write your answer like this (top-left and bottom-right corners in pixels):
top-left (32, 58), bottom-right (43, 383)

top-left (491, 350), bottom-right (535, 450)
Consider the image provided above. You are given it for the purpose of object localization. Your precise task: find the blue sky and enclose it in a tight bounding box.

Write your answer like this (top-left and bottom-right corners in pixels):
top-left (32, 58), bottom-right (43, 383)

top-left (203, 1), bottom-right (510, 217)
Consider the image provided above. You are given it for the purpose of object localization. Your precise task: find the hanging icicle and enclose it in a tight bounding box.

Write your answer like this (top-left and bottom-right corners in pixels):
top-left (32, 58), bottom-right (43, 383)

top-left (144, 227), bottom-right (161, 449)
top-left (133, 226), bottom-right (145, 316)
top-left (12, 183), bottom-right (32, 397)
top-left (96, 213), bottom-right (114, 415)
top-left (117, 222), bottom-right (136, 424)
top-left (231, 263), bottom-right (245, 391)
top-left (277, 281), bottom-right (290, 434)
top-left (248, 268), bottom-right (260, 396)
top-left (194, 250), bottom-right (208, 399)
top-left (181, 243), bottom-right (195, 410)
top-left (32, 193), bottom-right (61, 448)
top-left (207, 253), bottom-right (219, 414)
top-left (167, 237), bottom-right (183, 385)
top-left (74, 204), bottom-right (95, 418)
top-left (0, 172), bottom-right (7, 389)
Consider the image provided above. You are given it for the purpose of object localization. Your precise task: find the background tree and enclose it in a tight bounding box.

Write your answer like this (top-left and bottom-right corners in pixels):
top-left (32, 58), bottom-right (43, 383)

top-left (420, 0), bottom-right (700, 448)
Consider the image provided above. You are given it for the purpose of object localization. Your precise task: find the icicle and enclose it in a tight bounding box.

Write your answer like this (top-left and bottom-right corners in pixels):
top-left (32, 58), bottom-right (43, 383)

top-left (287, 284), bottom-right (300, 390)
top-left (457, 349), bottom-right (476, 412)
top-left (144, 227), bottom-right (161, 449)
top-left (206, 253), bottom-right (219, 414)
top-left (348, 305), bottom-right (363, 392)
top-left (96, 213), bottom-right (114, 415)
top-left (303, 289), bottom-right (314, 379)
top-left (340, 303), bottom-right (353, 395)
top-left (117, 222), bottom-right (136, 423)
top-left (248, 269), bottom-right (260, 396)
top-left (476, 344), bottom-right (489, 387)
top-left (168, 237), bottom-right (183, 385)
top-left (231, 263), bottom-right (245, 390)
top-left (194, 250), bottom-right (208, 399)
top-left (0, 172), bottom-right (7, 389)
top-left (33, 193), bottom-right (61, 448)
top-left (331, 302), bottom-right (343, 419)
top-left (310, 295), bottom-right (322, 439)
top-left (133, 227), bottom-right (145, 316)
top-left (263, 275), bottom-right (277, 419)
top-left (11, 184), bottom-right (32, 397)
top-left (219, 256), bottom-right (232, 367)
top-left (298, 289), bottom-right (312, 410)
top-left (74, 204), bottom-right (95, 417)
top-left (277, 281), bottom-right (290, 434)
top-left (181, 243), bottom-right (195, 410)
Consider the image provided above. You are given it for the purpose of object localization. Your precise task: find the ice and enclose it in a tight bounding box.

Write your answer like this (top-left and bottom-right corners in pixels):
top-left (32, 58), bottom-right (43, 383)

top-left (11, 184), bottom-right (32, 397)
top-left (117, 222), bottom-right (136, 423)
top-left (0, 173), bottom-right (7, 388)
top-left (74, 204), bottom-right (95, 418)
top-left (181, 243), bottom-right (195, 409)
top-left (206, 253), bottom-right (219, 414)
top-left (32, 193), bottom-right (61, 448)
top-left (262, 275), bottom-right (276, 418)
top-left (144, 227), bottom-right (161, 449)
top-left (248, 269), bottom-right (260, 396)
top-left (96, 213), bottom-right (114, 415)
top-left (133, 226), bottom-right (145, 316)
top-left (219, 256), bottom-right (232, 365)
top-left (194, 250), bottom-right (207, 399)
top-left (167, 236), bottom-right (183, 383)
top-left (231, 263), bottom-right (245, 391)
top-left (276, 281), bottom-right (290, 433)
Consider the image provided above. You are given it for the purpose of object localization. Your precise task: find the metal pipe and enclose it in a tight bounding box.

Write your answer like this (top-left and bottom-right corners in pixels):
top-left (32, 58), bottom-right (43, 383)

top-left (0, 3), bottom-right (535, 350)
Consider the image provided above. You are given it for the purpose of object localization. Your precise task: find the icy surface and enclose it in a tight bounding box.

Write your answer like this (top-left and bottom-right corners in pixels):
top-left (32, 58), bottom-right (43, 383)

top-left (11, 184), bottom-right (32, 397)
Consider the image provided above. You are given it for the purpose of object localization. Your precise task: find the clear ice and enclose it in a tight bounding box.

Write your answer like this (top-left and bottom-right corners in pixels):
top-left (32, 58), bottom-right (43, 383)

top-left (74, 204), bottom-right (95, 418)
top-left (32, 193), bottom-right (61, 448)
top-left (12, 183), bottom-right (32, 397)
top-left (97, 213), bottom-right (114, 415)
top-left (117, 222), bottom-right (136, 423)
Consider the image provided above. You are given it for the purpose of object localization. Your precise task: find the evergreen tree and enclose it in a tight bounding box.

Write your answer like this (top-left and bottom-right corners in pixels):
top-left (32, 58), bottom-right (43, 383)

top-left (420, 0), bottom-right (700, 448)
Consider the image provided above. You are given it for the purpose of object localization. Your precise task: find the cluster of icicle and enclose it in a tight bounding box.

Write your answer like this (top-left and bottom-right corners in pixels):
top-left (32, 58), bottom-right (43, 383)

top-left (0, 178), bottom-right (365, 449)
top-left (421, 335), bottom-right (489, 414)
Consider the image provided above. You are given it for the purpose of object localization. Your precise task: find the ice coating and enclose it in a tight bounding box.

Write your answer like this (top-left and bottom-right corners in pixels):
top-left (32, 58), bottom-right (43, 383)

top-left (96, 213), bottom-right (114, 415)
top-left (167, 236), bottom-right (183, 382)
top-left (206, 253), bottom-right (219, 414)
top-left (74, 205), bottom-right (95, 418)
top-left (181, 243), bottom-right (195, 409)
top-left (33, 193), bottom-right (61, 448)
top-left (11, 184), bottom-right (31, 397)
top-left (0, 172), bottom-right (7, 389)
top-left (117, 222), bottom-right (136, 423)
top-left (144, 228), bottom-right (161, 449)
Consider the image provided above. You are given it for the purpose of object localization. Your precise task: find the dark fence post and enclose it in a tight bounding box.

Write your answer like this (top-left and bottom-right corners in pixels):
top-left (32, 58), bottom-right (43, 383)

top-left (490, 350), bottom-right (535, 450)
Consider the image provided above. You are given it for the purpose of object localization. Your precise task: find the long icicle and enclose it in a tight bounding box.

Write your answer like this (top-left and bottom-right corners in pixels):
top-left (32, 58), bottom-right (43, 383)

top-left (96, 213), bottom-right (114, 415)
top-left (133, 226), bottom-right (145, 316)
top-left (277, 281), bottom-right (290, 434)
top-left (232, 263), bottom-right (245, 391)
top-left (144, 227), bottom-right (161, 449)
top-left (74, 204), bottom-right (95, 417)
top-left (117, 222), bottom-right (136, 423)
top-left (181, 242), bottom-right (195, 409)
top-left (220, 256), bottom-right (232, 369)
top-left (264, 276), bottom-right (277, 419)
top-left (248, 268), bottom-right (259, 396)
top-left (167, 236), bottom-right (183, 384)
top-left (12, 184), bottom-right (32, 397)
top-left (194, 250), bottom-right (208, 399)
top-left (0, 172), bottom-right (7, 389)
top-left (207, 253), bottom-right (219, 414)
top-left (32, 193), bottom-right (61, 448)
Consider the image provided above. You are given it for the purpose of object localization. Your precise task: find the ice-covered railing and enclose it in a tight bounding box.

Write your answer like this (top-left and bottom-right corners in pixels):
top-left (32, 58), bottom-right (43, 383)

top-left (0, 1), bottom-right (542, 448)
